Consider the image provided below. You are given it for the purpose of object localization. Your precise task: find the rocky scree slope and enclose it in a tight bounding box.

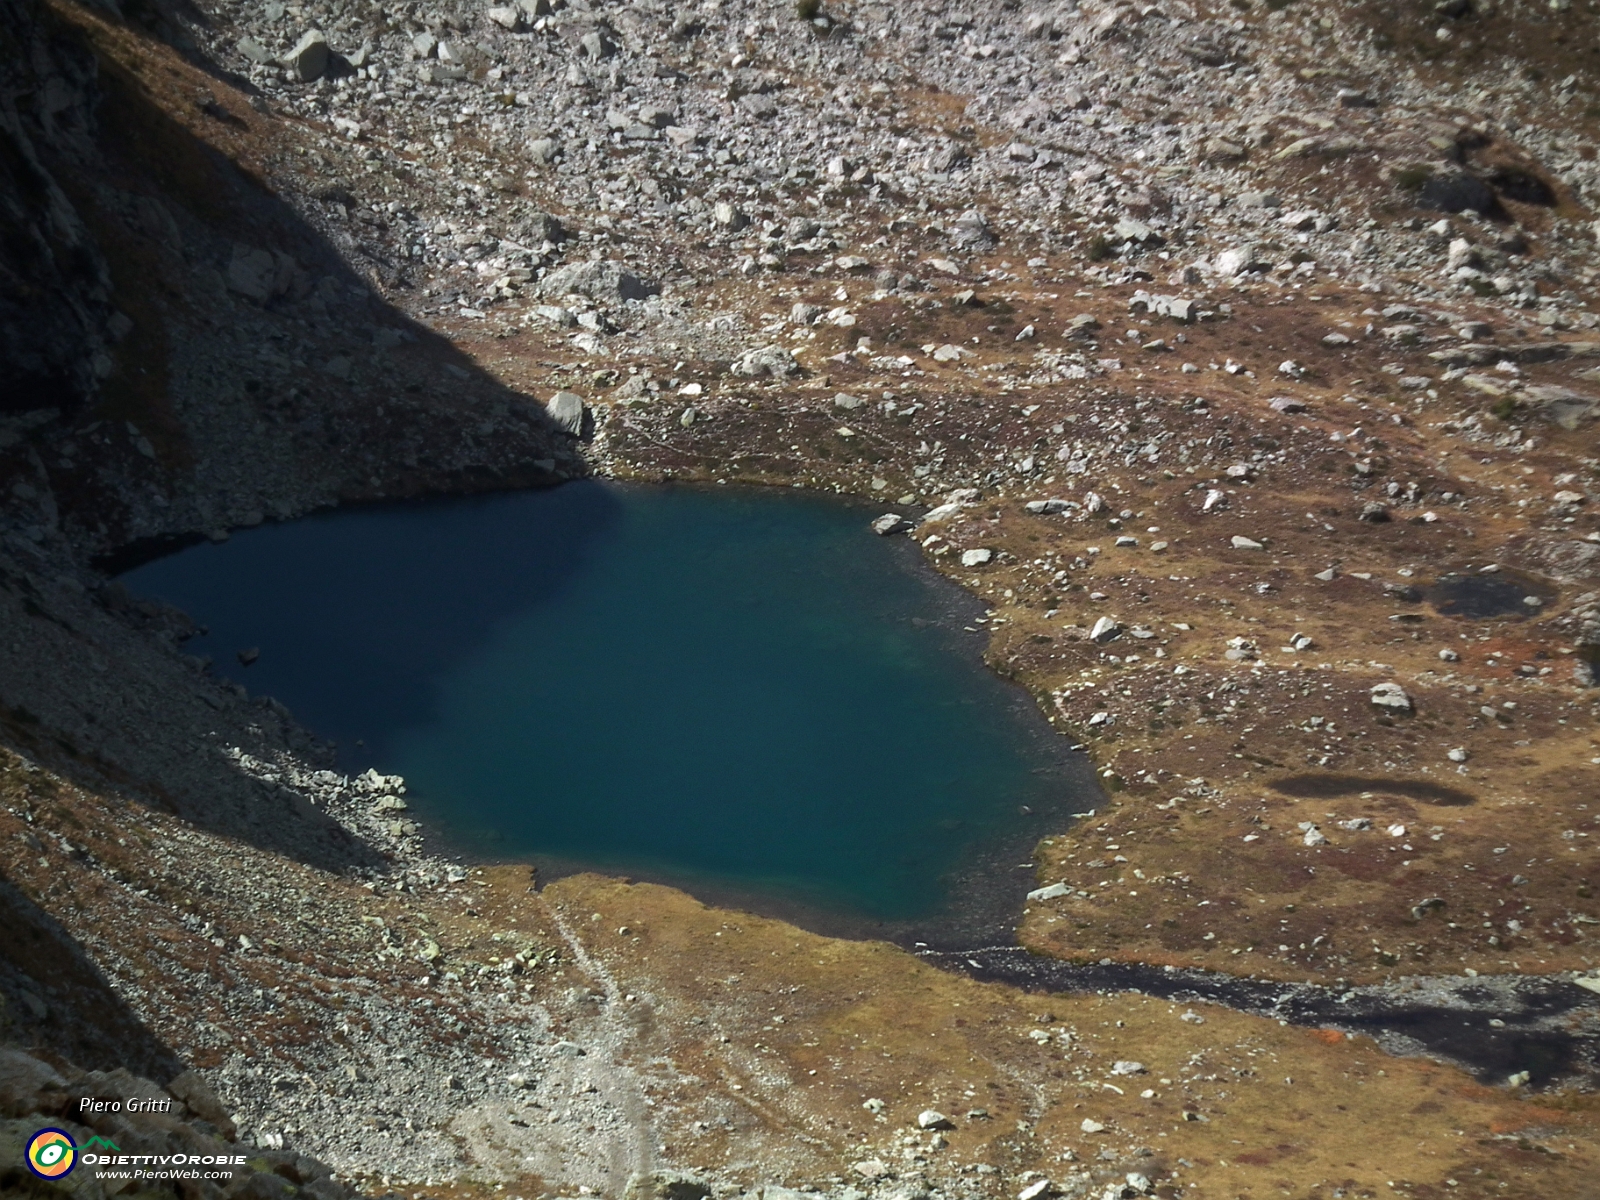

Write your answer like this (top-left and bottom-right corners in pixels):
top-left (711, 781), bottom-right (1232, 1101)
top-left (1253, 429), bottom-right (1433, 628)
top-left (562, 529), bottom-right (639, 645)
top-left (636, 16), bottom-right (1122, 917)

top-left (3, 747), bottom-right (1600, 1200)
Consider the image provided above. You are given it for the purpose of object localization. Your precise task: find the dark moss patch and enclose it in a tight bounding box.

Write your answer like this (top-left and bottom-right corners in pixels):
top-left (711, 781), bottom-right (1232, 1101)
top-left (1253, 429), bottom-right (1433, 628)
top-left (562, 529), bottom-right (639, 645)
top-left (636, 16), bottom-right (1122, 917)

top-left (1270, 773), bottom-right (1477, 807)
top-left (1426, 570), bottom-right (1554, 619)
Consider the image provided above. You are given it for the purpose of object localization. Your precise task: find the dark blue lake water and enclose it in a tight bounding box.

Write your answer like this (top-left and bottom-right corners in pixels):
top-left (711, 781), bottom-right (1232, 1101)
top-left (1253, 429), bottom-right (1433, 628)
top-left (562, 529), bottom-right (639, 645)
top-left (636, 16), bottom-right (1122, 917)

top-left (121, 483), bottom-right (1096, 940)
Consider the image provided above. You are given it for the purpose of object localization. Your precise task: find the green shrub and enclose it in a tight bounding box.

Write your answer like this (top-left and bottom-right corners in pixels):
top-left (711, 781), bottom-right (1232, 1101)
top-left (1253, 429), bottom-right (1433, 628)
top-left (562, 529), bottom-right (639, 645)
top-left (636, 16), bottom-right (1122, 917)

top-left (1392, 165), bottom-right (1433, 192)
top-left (796, 0), bottom-right (822, 18)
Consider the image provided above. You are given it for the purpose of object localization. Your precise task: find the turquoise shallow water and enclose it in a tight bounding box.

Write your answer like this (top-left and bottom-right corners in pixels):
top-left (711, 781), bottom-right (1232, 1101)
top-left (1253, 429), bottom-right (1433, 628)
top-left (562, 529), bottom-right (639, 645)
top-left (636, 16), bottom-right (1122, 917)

top-left (122, 483), bottom-right (1095, 936)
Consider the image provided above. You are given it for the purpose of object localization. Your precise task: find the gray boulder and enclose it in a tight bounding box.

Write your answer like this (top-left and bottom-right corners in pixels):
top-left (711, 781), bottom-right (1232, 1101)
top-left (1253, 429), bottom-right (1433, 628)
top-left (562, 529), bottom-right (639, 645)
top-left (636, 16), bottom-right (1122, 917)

top-left (521, 211), bottom-right (568, 245)
top-left (281, 30), bottom-right (330, 82)
top-left (546, 391), bottom-right (585, 435)
top-left (539, 260), bottom-right (656, 302)
top-left (926, 139), bottom-right (968, 173)
top-left (1369, 682), bottom-right (1413, 712)
top-left (738, 92), bottom-right (779, 119)
top-left (237, 37), bottom-right (274, 64)
top-left (226, 245), bottom-right (296, 303)
top-left (730, 345), bottom-right (799, 378)
top-left (950, 209), bottom-right (996, 251)
top-left (624, 1172), bottom-right (711, 1200)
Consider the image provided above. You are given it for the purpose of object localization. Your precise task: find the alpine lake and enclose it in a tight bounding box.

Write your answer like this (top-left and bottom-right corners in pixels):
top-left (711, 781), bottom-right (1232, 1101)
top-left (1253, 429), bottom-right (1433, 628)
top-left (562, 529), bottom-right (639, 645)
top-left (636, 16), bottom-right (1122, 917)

top-left (122, 482), bottom-right (1100, 945)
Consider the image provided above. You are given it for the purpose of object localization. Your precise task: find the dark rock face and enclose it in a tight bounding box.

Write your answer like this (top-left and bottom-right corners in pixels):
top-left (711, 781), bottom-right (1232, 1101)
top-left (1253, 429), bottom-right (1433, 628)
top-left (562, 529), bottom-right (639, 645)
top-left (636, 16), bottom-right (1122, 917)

top-left (1417, 170), bottom-right (1498, 215)
top-left (0, 0), bottom-right (578, 563)
top-left (1489, 166), bottom-right (1556, 206)
top-left (0, 0), bottom-right (117, 416)
top-left (0, 874), bottom-right (182, 1080)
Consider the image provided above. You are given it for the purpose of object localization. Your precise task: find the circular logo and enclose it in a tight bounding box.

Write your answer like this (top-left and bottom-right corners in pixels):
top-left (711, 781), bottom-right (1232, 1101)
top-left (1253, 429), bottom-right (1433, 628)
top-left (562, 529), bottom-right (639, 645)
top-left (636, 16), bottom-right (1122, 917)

top-left (26, 1128), bottom-right (76, 1179)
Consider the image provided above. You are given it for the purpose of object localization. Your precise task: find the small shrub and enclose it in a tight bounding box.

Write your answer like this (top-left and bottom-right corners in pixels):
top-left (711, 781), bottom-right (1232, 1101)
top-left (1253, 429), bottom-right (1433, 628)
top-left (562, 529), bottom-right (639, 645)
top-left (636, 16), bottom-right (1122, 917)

top-left (1085, 233), bottom-right (1113, 262)
top-left (1490, 396), bottom-right (1518, 421)
top-left (795, 0), bottom-right (822, 19)
top-left (1393, 165), bottom-right (1433, 192)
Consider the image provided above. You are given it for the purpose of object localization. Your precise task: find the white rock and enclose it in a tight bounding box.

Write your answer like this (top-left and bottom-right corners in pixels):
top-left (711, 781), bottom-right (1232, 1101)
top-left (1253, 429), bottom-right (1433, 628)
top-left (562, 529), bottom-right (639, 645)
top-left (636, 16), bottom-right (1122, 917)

top-left (1089, 617), bottom-right (1121, 643)
top-left (1303, 826), bottom-right (1329, 847)
top-left (1018, 1181), bottom-right (1052, 1200)
top-left (1027, 883), bottom-right (1072, 902)
top-left (1447, 747), bottom-right (1469, 763)
top-left (1214, 246), bottom-right (1258, 277)
top-left (1109, 1061), bottom-right (1146, 1075)
top-left (713, 201), bottom-right (749, 230)
top-left (916, 1109), bottom-right (952, 1130)
top-left (1115, 217), bottom-right (1155, 244)
top-left (1129, 290), bottom-right (1196, 322)
top-left (1231, 535), bottom-right (1265, 550)
top-left (1369, 682), bottom-right (1413, 712)
top-left (960, 548), bottom-right (993, 567)
top-left (731, 345), bottom-right (800, 378)
top-left (1080, 1118), bottom-right (1106, 1133)
top-left (1202, 489), bottom-right (1226, 513)
top-left (871, 513), bottom-right (912, 536)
